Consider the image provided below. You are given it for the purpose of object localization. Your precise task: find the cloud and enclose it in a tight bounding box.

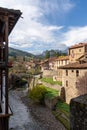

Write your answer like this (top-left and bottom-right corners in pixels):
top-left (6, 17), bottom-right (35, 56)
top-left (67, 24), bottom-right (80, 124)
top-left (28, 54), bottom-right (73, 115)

top-left (47, 26), bottom-right (63, 31)
top-left (39, 0), bottom-right (74, 14)
top-left (61, 26), bottom-right (87, 46)
top-left (0, 0), bottom-right (75, 53)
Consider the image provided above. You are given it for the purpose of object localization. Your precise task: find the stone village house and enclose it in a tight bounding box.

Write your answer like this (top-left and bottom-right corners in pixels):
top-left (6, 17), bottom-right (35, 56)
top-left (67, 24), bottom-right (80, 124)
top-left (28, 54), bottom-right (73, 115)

top-left (40, 59), bottom-right (58, 78)
top-left (40, 59), bottom-right (49, 71)
top-left (40, 43), bottom-right (87, 103)
top-left (40, 56), bottom-right (69, 78)
top-left (52, 56), bottom-right (69, 81)
top-left (60, 62), bottom-right (87, 103)
top-left (69, 42), bottom-right (87, 63)
top-left (59, 43), bottom-right (87, 103)
top-left (49, 56), bottom-right (69, 71)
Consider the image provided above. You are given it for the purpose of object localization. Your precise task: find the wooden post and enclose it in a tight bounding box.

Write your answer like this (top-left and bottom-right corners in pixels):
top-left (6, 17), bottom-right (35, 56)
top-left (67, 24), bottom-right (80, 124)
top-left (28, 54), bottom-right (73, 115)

top-left (1, 70), bottom-right (3, 101)
top-left (4, 15), bottom-right (9, 115)
top-left (0, 7), bottom-right (21, 130)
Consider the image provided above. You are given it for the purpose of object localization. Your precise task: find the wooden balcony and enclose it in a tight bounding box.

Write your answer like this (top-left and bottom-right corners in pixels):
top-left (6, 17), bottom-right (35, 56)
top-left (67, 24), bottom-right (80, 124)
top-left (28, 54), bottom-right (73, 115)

top-left (0, 6), bottom-right (22, 130)
top-left (0, 93), bottom-right (12, 130)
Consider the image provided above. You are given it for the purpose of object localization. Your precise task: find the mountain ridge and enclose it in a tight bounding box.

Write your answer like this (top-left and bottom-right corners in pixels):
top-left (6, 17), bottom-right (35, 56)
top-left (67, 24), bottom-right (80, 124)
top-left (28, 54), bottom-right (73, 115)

top-left (9, 47), bottom-right (35, 58)
top-left (9, 46), bottom-right (68, 59)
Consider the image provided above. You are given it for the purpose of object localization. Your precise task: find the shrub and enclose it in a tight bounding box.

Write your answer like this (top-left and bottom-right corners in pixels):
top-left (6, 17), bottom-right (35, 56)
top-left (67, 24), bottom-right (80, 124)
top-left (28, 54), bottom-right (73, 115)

top-left (29, 85), bottom-right (47, 104)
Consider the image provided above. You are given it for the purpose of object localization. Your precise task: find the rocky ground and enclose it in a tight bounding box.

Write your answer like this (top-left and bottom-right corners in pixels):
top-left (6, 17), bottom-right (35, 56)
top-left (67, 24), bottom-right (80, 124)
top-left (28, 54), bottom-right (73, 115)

top-left (20, 90), bottom-right (66, 130)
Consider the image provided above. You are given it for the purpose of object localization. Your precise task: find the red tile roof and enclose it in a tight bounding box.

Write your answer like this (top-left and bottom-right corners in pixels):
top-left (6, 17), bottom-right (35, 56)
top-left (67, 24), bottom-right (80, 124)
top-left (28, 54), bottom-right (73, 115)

top-left (40, 56), bottom-right (69, 64)
top-left (49, 58), bottom-right (58, 62)
top-left (57, 56), bottom-right (69, 60)
top-left (59, 62), bottom-right (87, 69)
top-left (40, 59), bottom-right (49, 65)
top-left (69, 43), bottom-right (87, 49)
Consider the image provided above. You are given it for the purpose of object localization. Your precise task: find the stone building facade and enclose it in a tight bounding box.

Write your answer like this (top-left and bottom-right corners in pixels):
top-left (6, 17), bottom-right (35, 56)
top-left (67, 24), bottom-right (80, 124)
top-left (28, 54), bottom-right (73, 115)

top-left (54, 56), bottom-right (69, 81)
top-left (53, 56), bottom-right (69, 70)
top-left (56, 43), bottom-right (87, 103)
top-left (49, 57), bottom-right (58, 70)
top-left (60, 62), bottom-right (87, 103)
top-left (40, 43), bottom-right (87, 104)
top-left (69, 43), bottom-right (87, 63)
top-left (40, 59), bottom-right (49, 71)
top-left (49, 56), bottom-right (69, 81)
top-left (41, 56), bottom-right (69, 71)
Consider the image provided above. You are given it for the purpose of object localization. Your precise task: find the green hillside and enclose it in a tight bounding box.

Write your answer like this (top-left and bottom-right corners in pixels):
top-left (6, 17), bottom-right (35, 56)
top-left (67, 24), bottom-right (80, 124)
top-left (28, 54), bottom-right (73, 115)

top-left (9, 47), bottom-right (35, 58)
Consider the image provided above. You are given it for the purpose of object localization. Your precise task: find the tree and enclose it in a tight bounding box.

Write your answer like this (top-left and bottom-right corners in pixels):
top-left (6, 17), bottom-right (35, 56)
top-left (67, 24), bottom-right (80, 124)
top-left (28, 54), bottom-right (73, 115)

top-left (50, 50), bottom-right (57, 57)
top-left (45, 50), bottom-right (50, 59)
top-left (23, 56), bottom-right (26, 61)
top-left (76, 72), bottom-right (87, 95)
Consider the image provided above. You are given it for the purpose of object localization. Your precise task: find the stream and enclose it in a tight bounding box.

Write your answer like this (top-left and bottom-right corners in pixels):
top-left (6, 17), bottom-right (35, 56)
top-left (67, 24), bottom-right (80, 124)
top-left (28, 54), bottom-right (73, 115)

top-left (9, 90), bottom-right (46, 130)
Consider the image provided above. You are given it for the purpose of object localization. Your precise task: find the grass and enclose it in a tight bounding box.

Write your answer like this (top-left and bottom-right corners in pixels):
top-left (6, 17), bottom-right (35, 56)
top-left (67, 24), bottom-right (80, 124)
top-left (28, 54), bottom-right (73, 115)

top-left (53, 101), bottom-right (70, 130)
top-left (53, 111), bottom-right (70, 130)
top-left (56, 100), bottom-right (70, 113)
top-left (45, 87), bottom-right (59, 99)
top-left (41, 77), bottom-right (62, 86)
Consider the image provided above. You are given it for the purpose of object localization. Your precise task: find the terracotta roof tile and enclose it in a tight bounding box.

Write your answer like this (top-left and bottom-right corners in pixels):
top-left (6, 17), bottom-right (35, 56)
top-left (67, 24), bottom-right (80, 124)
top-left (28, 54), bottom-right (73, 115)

top-left (40, 59), bottom-right (49, 64)
top-left (57, 56), bottom-right (69, 60)
top-left (49, 57), bottom-right (58, 61)
top-left (59, 62), bottom-right (87, 69)
top-left (69, 43), bottom-right (87, 49)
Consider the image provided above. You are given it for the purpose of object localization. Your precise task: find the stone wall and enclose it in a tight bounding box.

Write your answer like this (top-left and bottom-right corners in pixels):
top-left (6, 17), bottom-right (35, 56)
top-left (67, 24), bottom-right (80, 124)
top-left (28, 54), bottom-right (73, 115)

top-left (39, 81), bottom-right (62, 92)
top-left (44, 96), bottom-right (60, 109)
top-left (62, 69), bottom-right (87, 103)
top-left (57, 69), bottom-right (62, 82)
top-left (70, 94), bottom-right (87, 130)
top-left (42, 70), bottom-right (58, 78)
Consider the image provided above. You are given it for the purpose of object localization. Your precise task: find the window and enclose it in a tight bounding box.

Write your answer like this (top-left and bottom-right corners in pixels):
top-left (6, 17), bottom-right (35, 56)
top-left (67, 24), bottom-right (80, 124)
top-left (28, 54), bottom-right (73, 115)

top-left (85, 46), bottom-right (87, 52)
top-left (75, 81), bottom-right (79, 88)
top-left (59, 61), bottom-right (60, 65)
top-left (65, 60), bottom-right (67, 65)
top-left (72, 70), bottom-right (74, 72)
top-left (66, 70), bottom-right (68, 76)
top-left (76, 70), bottom-right (79, 77)
top-left (79, 49), bottom-right (81, 52)
top-left (72, 50), bottom-right (74, 53)
top-left (66, 80), bottom-right (68, 87)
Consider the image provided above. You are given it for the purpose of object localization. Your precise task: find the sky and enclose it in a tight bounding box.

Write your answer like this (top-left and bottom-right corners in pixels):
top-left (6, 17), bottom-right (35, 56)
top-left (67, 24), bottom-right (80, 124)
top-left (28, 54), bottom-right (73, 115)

top-left (0, 0), bottom-right (87, 54)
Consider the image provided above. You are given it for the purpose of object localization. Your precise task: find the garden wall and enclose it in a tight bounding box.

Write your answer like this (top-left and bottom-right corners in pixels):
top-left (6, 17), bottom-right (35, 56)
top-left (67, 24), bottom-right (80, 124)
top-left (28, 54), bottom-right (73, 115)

top-left (70, 94), bottom-right (87, 130)
top-left (42, 70), bottom-right (57, 78)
